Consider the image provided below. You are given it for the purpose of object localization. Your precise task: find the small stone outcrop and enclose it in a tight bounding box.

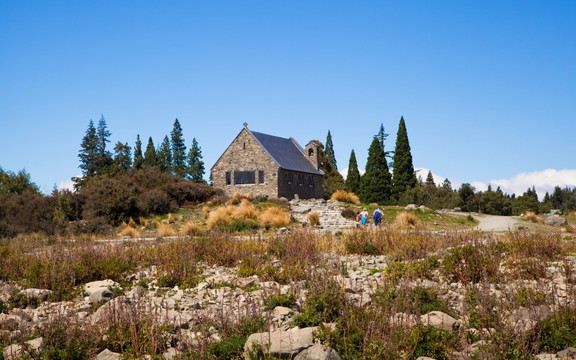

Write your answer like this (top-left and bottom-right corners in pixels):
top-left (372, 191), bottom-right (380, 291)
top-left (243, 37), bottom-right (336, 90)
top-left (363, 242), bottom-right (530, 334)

top-left (294, 344), bottom-right (341, 360)
top-left (544, 215), bottom-right (568, 227)
top-left (244, 326), bottom-right (318, 359)
top-left (420, 311), bottom-right (461, 332)
top-left (290, 200), bottom-right (354, 230)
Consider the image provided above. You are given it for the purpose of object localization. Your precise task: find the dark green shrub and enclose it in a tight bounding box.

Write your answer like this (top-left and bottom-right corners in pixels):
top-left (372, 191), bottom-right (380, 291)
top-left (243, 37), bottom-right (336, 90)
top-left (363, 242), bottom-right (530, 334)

top-left (535, 307), bottom-right (576, 352)
top-left (440, 243), bottom-right (500, 283)
top-left (361, 243), bottom-right (379, 255)
top-left (263, 292), bottom-right (297, 311)
top-left (209, 335), bottom-right (245, 359)
top-left (39, 320), bottom-right (101, 360)
top-left (293, 278), bottom-right (346, 327)
top-left (409, 325), bottom-right (460, 359)
top-left (341, 207), bottom-right (357, 219)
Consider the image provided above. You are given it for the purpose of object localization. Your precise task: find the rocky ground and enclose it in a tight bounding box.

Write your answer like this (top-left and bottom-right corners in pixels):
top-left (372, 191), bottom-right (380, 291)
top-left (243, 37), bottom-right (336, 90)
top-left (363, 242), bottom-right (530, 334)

top-left (2, 249), bottom-right (576, 359)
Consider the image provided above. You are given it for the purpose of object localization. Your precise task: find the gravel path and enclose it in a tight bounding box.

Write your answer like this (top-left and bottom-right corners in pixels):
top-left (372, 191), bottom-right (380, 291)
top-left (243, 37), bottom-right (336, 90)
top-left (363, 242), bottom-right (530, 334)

top-left (472, 214), bottom-right (522, 232)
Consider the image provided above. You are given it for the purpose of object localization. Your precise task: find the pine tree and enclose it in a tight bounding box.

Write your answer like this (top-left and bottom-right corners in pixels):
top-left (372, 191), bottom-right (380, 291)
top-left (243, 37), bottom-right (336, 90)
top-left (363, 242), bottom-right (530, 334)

top-left (133, 134), bottom-right (143, 170)
top-left (377, 123), bottom-right (392, 159)
top-left (391, 116), bottom-right (416, 201)
top-left (186, 138), bottom-right (206, 183)
top-left (143, 137), bottom-right (157, 167)
top-left (95, 115), bottom-right (113, 175)
top-left (425, 171), bottom-right (435, 188)
top-left (171, 118), bottom-right (187, 177)
top-left (113, 141), bottom-right (132, 174)
top-left (78, 120), bottom-right (99, 178)
top-left (345, 149), bottom-right (361, 194)
top-left (325, 130), bottom-right (337, 170)
top-left (157, 136), bottom-right (172, 173)
top-left (359, 136), bottom-right (392, 204)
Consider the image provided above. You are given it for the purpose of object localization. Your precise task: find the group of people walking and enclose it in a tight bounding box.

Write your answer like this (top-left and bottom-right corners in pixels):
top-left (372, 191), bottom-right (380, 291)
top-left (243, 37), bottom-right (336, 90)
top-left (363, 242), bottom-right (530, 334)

top-left (355, 207), bottom-right (383, 228)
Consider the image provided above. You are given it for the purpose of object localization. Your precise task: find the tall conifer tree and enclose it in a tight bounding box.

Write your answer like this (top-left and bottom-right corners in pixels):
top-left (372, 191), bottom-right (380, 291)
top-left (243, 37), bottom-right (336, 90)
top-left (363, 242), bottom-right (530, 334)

top-left (186, 138), bottom-right (205, 183)
top-left (143, 137), bottom-right (157, 167)
top-left (325, 130), bottom-right (337, 170)
top-left (345, 149), bottom-right (361, 194)
top-left (391, 116), bottom-right (416, 201)
top-left (78, 120), bottom-right (99, 179)
top-left (113, 141), bottom-right (132, 174)
top-left (133, 135), bottom-right (143, 170)
top-left (171, 118), bottom-right (187, 177)
top-left (359, 136), bottom-right (392, 204)
top-left (158, 136), bottom-right (172, 173)
top-left (95, 115), bottom-right (113, 175)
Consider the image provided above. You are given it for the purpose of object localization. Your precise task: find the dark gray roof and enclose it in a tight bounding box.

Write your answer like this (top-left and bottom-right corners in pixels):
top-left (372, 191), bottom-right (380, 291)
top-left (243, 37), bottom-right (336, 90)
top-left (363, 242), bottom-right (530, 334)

top-left (250, 130), bottom-right (324, 175)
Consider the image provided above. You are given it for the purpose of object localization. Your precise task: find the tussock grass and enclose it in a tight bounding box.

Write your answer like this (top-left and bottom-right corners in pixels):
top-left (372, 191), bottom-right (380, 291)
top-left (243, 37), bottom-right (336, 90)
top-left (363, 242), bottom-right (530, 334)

top-left (139, 217), bottom-right (149, 228)
top-left (128, 217), bottom-right (137, 228)
top-left (234, 199), bottom-right (259, 221)
top-left (394, 211), bottom-right (420, 229)
top-left (229, 192), bottom-right (254, 205)
top-left (330, 189), bottom-right (360, 204)
top-left (259, 207), bottom-right (290, 228)
top-left (179, 222), bottom-right (203, 237)
top-left (307, 212), bottom-right (320, 226)
top-left (207, 205), bottom-right (235, 229)
top-left (119, 226), bottom-right (141, 238)
top-left (524, 211), bottom-right (540, 223)
top-left (156, 222), bottom-right (176, 237)
top-left (167, 213), bottom-right (176, 224)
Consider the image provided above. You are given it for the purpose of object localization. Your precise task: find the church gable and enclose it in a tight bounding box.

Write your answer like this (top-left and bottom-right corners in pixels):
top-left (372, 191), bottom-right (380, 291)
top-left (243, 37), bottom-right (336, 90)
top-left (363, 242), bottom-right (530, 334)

top-left (211, 124), bottom-right (324, 200)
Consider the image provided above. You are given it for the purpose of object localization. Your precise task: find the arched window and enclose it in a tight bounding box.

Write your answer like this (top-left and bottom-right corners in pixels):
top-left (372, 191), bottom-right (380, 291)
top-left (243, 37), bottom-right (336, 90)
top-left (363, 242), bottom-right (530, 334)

top-left (308, 148), bottom-right (314, 156)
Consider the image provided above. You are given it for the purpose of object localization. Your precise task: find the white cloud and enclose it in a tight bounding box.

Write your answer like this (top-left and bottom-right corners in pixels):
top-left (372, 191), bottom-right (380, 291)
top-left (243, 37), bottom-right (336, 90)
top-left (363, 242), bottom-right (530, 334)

top-left (58, 178), bottom-right (76, 191)
top-left (343, 167), bottom-right (576, 198)
top-left (340, 167), bottom-right (365, 180)
top-left (484, 169), bottom-right (576, 197)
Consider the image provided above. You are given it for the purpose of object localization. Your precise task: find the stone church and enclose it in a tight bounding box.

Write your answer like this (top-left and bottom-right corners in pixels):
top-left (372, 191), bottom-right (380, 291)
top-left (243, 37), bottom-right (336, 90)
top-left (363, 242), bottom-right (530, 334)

top-left (211, 124), bottom-right (324, 200)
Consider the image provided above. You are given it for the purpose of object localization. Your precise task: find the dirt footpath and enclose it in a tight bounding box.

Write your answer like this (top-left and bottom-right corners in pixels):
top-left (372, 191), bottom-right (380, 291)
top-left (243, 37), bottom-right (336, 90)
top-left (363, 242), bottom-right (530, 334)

top-left (472, 214), bottom-right (522, 232)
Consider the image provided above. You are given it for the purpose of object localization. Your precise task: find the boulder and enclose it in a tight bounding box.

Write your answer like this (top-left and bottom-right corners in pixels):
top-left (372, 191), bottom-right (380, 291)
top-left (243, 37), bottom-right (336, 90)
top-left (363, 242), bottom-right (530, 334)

top-left (535, 354), bottom-right (559, 360)
top-left (19, 288), bottom-right (52, 302)
top-left (557, 347), bottom-right (576, 359)
top-left (545, 215), bottom-right (568, 227)
top-left (294, 344), bottom-right (341, 360)
top-left (89, 288), bottom-right (114, 304)
top-left (96, 348), bottom-right (121, 360)
top-left (3, 344), bottom-right (24, 360)
top-left (420, 311), bottom-right (460, 332)
top-left (508, 305), bottom-right (551, 332)
top-left (84, 280), bottom-right (119, 304)
top-left (245, 326), bottom-right (317, 358)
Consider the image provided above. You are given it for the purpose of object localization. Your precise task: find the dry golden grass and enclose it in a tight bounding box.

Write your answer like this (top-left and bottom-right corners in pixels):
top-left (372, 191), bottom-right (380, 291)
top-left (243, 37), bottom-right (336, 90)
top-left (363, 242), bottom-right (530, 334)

top-left (234, 199), bottom-right (260, 221)
top-left (119, 226), bottom-right (141, 238)
top-left (167, 213), bottom-right (176, 224)
top-left (139, 217), bottom-right (149, 228)
top-left (202, 205), bottom-right (211, 219)
top-left (180, 221), bottom-right (204, 236)
top-left (307, 212), bottom-right (320, 226)
top-left (260, 207), bottom-right (290, 228)
top-left (524, 211), bottom-right (541, 223)
top-left (128, 217), bottom-right (137, 228)
top-left (330, 189), bottom-right (360, 204)
top-left (120, 221), bottom-right (128, 229)
top-left (229, 192), bottom-right (254, 205)
top-left (207, 205), bottom-right (236, 229)
top-left (394, 211), bottom-right (420, 229)
top-left (156, 222), bottom-right (176, 237)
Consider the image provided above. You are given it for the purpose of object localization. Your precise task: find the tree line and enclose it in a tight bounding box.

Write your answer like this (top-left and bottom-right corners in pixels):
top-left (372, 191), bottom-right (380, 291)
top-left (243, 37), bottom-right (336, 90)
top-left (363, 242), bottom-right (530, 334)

top-left (74, 116), bottom-right (206, 189)
top-left (317, 116), bottom-right (576, 215)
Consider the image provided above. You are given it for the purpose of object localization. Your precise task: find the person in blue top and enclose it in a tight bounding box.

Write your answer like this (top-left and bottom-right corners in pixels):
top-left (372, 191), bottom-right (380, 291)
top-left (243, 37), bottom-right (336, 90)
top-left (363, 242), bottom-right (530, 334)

top-left (373, 207), bottom-right (383, 226)
top-left (360, 208), bottom-right (369, 226)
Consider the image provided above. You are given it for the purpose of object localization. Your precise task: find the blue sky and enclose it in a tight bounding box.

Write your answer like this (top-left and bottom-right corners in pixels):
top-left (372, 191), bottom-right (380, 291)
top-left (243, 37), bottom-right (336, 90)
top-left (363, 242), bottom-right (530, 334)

top-left (1, 1), bottom-right (575, 197)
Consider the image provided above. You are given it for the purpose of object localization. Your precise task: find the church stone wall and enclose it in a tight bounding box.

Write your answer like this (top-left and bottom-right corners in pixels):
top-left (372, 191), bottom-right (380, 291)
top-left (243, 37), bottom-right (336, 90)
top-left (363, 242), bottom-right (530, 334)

top-left (211, 129), bottom-right (279, 199)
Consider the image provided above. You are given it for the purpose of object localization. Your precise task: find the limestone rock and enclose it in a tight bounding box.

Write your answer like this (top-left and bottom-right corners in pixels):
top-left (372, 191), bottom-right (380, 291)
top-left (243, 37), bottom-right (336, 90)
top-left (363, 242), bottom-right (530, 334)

top-left (96, 348), bottom-right (121, 360)
top-left (294, 344), bottom-right (341, 360)
top-left (420, 311), bottom-right (460, 332)
top-left (84, 280), bottom-right (119, 304)
top-left (545, 215), bottom-right (568, 227)
top-left (3, 344), bottom-right (24, 360)
top-left (245, 326), bottom-right (317, 358)
top-left (19, 288), bottom-right (52, 302)
top-left (557, 347), bottom-right (576, 359)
